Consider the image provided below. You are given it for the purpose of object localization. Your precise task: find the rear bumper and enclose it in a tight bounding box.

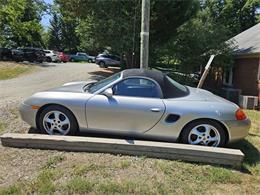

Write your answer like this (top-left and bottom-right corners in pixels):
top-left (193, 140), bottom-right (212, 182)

top-left (19, 103), bottom-right (38, 128)
top-left (224, 118), bottom-right (251, 143)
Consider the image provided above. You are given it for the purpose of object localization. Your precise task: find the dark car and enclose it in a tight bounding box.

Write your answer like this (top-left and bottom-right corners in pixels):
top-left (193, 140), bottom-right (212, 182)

top-left (95, 54), bottom-right (121, 68)
top-left (14, 48), bottom-right (46, 63)
top-left (0, 48), bottom-right (12, 61)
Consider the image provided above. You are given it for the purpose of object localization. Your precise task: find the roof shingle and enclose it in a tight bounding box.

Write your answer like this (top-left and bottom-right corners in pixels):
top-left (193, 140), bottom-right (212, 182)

top-left (230, 23), bottom-right (260, 55)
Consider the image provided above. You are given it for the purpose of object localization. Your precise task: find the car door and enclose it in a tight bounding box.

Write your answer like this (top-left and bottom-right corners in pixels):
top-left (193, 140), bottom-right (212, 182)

top-left (86, 77), bottom-right (165, 133)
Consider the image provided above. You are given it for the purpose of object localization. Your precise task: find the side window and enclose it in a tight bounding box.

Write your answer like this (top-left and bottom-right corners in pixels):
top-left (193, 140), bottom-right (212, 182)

top-left (113, 78), bottom-right (162, 98)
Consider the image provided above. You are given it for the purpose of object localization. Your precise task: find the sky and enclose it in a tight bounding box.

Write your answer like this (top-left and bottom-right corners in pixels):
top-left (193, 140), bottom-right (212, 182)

top-left (41, 0), bottom-right (53, 27)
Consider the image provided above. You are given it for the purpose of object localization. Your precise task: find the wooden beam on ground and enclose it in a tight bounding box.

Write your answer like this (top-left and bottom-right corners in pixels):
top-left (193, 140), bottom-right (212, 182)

top-left (0, 133), bottom-right (244, 167)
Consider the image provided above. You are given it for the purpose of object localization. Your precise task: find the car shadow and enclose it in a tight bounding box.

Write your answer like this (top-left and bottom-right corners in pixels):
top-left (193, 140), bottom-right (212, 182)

top-left (228, 140), bottom-right (260, 174)
top-left (20, 62), bottom-right (56, 67)
top-left (89, 67), bottom-right (120, 78)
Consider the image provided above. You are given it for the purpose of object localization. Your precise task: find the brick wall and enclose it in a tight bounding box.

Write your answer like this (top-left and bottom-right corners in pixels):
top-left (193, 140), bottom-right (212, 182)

top-left (233, 57), bottom-right (259, 96)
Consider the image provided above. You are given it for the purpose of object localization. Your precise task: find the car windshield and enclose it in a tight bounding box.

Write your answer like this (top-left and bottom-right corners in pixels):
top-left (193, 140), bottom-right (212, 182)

top-left (88, 73), bottom-right (121, 93)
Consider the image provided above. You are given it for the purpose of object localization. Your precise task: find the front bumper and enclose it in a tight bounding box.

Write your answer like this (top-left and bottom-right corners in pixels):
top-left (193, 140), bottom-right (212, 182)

top-left (19, 103), bottom-right (38, 128)
top-left (224, 118), bottom-right (251, 143)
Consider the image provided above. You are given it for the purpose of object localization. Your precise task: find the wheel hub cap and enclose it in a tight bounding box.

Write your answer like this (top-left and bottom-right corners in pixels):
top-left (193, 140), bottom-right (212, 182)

top-left (43, 111), bottom-right (70, 135)
top-left (188, 124), bottom-right (221, 147)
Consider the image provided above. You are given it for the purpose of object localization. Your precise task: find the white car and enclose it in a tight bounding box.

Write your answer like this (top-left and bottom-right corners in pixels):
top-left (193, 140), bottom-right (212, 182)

top-left (44, 50), bottom-right (60, 62)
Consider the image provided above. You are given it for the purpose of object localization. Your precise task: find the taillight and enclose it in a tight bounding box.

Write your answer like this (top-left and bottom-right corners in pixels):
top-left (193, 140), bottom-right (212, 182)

top-left (235, 109), bottom-right (247, 120)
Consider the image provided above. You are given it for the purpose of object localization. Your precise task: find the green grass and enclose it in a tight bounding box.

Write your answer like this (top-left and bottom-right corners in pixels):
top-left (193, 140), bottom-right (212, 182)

top-left (0, 63), bottom-right (35, 80)
top-left (64, 177), bottom-right (94, 194)
top-left (245, 110), bottom-right (260, 136)
top-left (44, 155), bottom-right (65, 169)
top-left (0, 121), bottom-right (5, 134)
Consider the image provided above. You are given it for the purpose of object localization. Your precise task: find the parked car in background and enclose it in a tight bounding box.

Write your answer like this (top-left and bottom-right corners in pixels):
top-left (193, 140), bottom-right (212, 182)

top-left (58, 52), bottom-right (69, 63)
top-left (14, 48), bottom-right (45, 63)
top-left (69, 52), bottom-right (95, 62)
top-left (0, 48), bottom-right (12, 61)
top-left (44, 50), bottom-right (60, 62)
top-left (95, 54), bottom-right (121, 68)
top-left (11, 49), bottom-right (24, 62)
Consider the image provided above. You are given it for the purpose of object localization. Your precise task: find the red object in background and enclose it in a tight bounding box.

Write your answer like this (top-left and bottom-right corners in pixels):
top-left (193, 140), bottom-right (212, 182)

top-left (59, 52), bottom-right (69, 62)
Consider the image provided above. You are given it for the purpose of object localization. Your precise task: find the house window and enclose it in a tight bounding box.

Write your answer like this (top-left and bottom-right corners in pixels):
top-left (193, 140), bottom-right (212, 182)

top-left (223, 67), bottom-right (234, 86)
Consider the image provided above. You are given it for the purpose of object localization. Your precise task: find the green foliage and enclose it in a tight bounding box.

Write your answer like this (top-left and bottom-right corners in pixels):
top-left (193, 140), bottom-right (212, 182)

top-left (57, 0), bottom-right (199, 67)
top-left (47, 12), bottom-right (62, 50)
top-left (0, 0), bottom-right (47, 48)
top-left (204, 0), bottom-right (260, 37)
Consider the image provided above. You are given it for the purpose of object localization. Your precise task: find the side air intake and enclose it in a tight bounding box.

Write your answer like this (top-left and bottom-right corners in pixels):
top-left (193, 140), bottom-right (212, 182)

top-left (165, 114), bottom-right (180, 123)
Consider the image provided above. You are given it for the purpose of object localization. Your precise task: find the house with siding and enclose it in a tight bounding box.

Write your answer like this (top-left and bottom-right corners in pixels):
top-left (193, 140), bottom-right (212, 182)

top-left (206, 23), bottom-right (260, 108)
top-left (226, 23), bottom-right (260, 99)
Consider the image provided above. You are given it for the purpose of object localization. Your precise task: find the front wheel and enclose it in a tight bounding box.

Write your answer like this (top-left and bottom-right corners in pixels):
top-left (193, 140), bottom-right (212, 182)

top-left (180, 120), bottom-right (227, 147)
top-left (38, 105), bottom-right (78, 135)
top-left (46, 57), bottom-right (52, 62)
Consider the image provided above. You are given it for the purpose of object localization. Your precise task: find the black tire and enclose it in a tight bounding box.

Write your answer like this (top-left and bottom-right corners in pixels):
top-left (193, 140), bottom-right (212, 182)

top-left (88, 59), bottom-right (92, 63)
top-left (99, 61), bottom-right (106, 68)
top-left (70, 58), bottom-right (75, 62)
top-left (46, 57), bottom-right (52, 62)
top-left (180, 120), bottom-right (227, 147)
top-left (38, 105), bottom-right (78, 135)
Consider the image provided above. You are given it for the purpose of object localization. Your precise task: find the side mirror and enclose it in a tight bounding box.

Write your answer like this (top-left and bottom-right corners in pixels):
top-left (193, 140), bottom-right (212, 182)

top-left (102, 88), bottom-right (113, 97)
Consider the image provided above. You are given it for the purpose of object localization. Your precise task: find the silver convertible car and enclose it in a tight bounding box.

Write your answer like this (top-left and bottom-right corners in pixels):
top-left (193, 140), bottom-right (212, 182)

top-left (20, 69), bottom-right (250, 147)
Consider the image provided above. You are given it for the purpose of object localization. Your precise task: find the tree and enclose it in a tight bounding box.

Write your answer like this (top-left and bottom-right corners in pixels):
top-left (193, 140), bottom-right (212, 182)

top-left (0, 0), bottom-right (47, 48)
top-left (47, 12), bottom-right (62, 50)
top-left (60, 15), bottom-right (80, 53)
top-left (56, 0), bottom-right (199, 67)
top-left (203, 0), bottom-right (260, 37)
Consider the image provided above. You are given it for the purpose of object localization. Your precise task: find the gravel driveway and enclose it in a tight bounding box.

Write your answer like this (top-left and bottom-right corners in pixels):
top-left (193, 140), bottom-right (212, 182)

top-left (0, 62), bottom-right (100, 103)
top-left (0, 62), bottom-right (101, 134)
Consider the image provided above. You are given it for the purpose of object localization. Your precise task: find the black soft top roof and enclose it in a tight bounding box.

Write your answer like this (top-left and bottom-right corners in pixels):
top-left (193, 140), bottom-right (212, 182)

top-left (122, 69), bottom-right (188, 98)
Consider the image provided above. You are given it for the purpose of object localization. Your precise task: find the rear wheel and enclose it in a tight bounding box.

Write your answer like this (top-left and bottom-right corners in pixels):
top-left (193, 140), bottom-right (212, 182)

top-left (180, 120), bottom-right (227, 147)
top-left (38, 105), bottom-right (78, 135)
top-left (99, 61), bottom-right (107, 68)
top-left (70, 58), bottom-right (75, 62)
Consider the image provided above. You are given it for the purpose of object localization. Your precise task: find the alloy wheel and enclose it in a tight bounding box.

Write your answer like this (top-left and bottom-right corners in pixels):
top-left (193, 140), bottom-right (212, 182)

top-left (188, 124), bottom-right (221, 146)
top-left (43, 111), bottom-right (70, 135)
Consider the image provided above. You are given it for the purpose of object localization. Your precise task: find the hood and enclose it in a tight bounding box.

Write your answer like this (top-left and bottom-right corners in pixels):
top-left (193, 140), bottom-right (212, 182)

top-left (47, 81), bottom-right (96, 93)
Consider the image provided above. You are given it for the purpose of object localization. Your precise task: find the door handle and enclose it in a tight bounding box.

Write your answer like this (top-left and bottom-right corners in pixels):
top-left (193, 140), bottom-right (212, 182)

top-left (150, 108), bottom-right (161, 112)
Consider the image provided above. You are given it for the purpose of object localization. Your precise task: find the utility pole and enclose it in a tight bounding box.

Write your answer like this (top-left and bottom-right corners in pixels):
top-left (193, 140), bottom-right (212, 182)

top-left (140, 0), bottom-right (150, 69)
